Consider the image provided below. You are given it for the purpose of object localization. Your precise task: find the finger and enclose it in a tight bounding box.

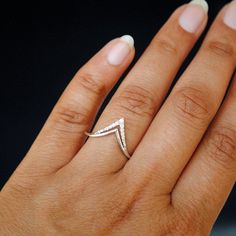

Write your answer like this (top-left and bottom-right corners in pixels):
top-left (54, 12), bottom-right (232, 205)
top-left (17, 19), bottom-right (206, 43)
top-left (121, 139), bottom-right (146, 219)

top-left (172, 73), bottom-right (236, 231)
top-left (127, 3), bottom-right (236, 193)
top-left (14, 36), bottom-right (135, 177)
top-left (74, 1), bottom-right (208, 173)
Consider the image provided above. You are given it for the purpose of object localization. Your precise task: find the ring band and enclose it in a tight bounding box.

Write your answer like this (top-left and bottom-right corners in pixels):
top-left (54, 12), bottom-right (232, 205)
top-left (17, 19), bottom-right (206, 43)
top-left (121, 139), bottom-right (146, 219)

top-left (85, 118), bottom-right (131, 159)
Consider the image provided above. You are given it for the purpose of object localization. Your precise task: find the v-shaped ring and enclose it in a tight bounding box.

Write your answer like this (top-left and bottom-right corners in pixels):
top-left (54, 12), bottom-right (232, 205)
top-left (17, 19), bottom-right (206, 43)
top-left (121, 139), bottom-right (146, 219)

top-left (85, 118), bottom-right (131, 159)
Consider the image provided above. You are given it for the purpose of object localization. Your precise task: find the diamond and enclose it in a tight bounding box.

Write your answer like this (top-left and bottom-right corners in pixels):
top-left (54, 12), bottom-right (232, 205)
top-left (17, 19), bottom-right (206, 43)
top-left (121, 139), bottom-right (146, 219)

top-left (85, 118), bottom-right (131, 159)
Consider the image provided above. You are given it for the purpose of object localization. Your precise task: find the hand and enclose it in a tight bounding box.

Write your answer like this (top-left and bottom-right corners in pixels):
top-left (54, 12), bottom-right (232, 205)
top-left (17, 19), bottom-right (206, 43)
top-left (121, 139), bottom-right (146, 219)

top-left (1, 0), bottom-right (236, 235)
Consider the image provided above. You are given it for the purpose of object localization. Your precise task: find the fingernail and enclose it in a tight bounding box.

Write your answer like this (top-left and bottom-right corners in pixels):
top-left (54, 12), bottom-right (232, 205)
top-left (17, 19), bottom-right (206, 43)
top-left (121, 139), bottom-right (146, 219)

top-left (223, 0), bottom-right (236, 30)
top-left (179, 0), bottom-right (208, 33)
top-left (107, 35), bottom-right (134, 66)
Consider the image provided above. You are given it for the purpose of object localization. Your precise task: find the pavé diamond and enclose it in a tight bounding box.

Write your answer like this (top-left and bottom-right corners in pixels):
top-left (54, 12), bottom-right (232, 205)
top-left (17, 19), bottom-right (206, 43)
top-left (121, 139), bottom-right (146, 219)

top-left (85, 118), bottom-right (130, 159)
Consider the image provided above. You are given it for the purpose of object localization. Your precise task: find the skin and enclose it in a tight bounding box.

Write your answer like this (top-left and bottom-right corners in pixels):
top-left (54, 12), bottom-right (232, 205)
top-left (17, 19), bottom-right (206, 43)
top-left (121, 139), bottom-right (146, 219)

top-left (0, 3), bottom-right (236, 236)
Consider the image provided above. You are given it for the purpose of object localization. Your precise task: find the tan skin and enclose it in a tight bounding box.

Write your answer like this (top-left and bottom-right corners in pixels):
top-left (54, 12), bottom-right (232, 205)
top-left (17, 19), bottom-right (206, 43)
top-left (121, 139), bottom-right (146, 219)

top-left (1, 2), bottom-right (236, 236)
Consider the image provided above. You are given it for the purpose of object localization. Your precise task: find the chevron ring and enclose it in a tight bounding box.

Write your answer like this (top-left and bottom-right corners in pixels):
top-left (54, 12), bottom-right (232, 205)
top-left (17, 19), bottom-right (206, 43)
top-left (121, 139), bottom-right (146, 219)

top-left (84, 118), bottom-right (131, 159)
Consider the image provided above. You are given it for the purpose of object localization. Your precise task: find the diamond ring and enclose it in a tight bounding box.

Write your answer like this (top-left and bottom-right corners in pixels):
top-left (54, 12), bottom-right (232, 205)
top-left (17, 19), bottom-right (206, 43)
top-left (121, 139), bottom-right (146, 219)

top-left (85, 118), bottom-right (131, 159)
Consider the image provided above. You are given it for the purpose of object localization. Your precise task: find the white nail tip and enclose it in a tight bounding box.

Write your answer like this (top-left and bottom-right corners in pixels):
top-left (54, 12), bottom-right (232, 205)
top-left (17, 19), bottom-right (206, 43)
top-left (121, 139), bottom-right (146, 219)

top-left (120, 35), bottom-right (134, 48)
top-left (223, 0), bottom-right (236, 30)
top-left (190, 0), bottom-right (209, 13)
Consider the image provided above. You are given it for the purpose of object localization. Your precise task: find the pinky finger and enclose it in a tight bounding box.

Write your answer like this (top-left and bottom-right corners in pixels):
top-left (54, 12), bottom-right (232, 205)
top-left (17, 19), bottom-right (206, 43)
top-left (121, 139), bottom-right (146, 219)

top-left (12, 35), bottom-right (135, 178)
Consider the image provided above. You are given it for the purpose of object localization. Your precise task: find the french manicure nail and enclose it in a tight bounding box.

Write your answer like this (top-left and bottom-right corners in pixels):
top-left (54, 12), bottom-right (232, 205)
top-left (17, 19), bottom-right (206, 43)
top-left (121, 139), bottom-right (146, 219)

top-left (179, 0), bottom-right (208, 33)
top-left (223, 0), bottom-right (236, 30)
top-left (107, 35), bottom-right (134, 66)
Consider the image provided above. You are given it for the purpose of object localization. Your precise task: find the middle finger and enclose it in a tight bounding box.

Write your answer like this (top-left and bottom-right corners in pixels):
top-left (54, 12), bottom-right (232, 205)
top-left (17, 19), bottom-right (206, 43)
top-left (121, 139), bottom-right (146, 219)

top-left (128, 3), bottom-right (236, 193)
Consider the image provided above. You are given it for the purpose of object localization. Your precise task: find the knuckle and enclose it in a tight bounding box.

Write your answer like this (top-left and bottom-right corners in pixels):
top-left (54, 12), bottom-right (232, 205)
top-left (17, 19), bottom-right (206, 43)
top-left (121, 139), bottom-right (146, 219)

top-left (104, 198), bottom-right (135, 229)
top-left (108, 191), bottom-right (142, 229)
top-left (7, 169), bottom-right (41, 196)
top-left (5, 177), bottom-right (37, 200)
top-left (104, 174), bottom-right (144, 229)
top-left (77, 72), bottom-right (107, 97)
top-left (174, 208), bottom-right (202, 235)
top-left (205, 126), bottom-right (236, 168)
top-left (7, 181), bottom-right (34, 197)
top-left (53, 105), bottom-right (89, 134)
top-left (166, 206), bottom-right (202, 236)
top-left (114, 85), bottom-right (157, 118)
top-left (173, 87), bottom-right (212, 129)
top-left (204, 40), bottom-right (235, 58)
top-left (44, 178), bottom-right (92, 233)
top-left (154, 37), bottom-right (178, 55)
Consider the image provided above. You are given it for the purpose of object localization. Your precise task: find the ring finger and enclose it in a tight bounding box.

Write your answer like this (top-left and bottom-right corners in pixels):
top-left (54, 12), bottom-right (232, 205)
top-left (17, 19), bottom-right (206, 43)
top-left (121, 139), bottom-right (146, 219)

top-left (72, 0), bottom-right (209, 173)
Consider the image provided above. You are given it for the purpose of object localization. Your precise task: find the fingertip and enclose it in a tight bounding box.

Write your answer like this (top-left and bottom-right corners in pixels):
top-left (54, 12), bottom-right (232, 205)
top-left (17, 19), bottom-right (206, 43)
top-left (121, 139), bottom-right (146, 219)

top-left (120, 35), bottom-right (135, 49)
top-left (178, 1), bottom-right (208, 34)
top-left (106, 35), bottom-right (135, 66)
